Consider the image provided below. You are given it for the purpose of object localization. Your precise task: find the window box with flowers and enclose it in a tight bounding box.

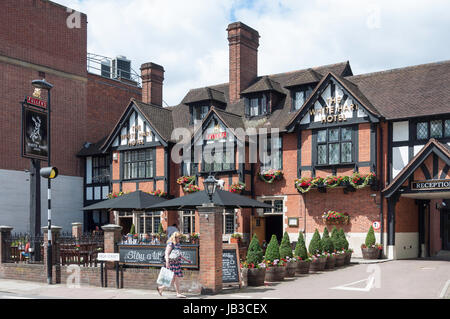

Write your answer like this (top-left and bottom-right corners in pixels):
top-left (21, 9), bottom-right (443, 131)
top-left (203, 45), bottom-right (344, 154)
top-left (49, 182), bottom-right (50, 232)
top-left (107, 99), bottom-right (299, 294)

top-left (189, 233), bottom-right (199, 244)
top-left (177, 175), bottom-right (195, 188)
top-left (150, 189), bottom-right (168, 198)
top-left (107, 191), bottom-right (125, 199)
top-left (258, 169), bottom-right (283, 184)
top-left (294, 172), bottom-right (377, 194)
top-left (230, 233), bottom-right (242, 245)
top-left (230, 182), bottom-right (246, 194)
top-left (322, 210), bottom-right (350, 225)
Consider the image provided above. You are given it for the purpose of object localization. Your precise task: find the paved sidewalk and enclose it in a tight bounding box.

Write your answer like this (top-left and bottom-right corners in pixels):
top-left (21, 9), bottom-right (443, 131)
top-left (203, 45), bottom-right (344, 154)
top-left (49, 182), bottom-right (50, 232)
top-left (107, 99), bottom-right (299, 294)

top-left (0, 259), bottom-right (448, 299)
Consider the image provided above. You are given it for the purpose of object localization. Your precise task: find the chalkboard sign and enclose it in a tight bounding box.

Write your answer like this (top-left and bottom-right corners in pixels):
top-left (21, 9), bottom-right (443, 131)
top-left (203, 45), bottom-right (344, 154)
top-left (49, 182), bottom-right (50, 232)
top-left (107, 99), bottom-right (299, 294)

top-left (222, 243), bottom-right (241, 286)
top-left (118, 244), bottom-right (199, 269)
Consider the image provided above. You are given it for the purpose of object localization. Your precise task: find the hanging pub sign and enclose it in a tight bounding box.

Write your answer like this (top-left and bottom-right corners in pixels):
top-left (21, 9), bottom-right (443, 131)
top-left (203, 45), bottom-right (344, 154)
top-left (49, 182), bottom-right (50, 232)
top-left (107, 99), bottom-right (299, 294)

top-left (21, 104), bottom-right (48, 160)
top-left (411, 180), bottom-right (450, 191)
top-left (26, 88), bottom-right (47, 109)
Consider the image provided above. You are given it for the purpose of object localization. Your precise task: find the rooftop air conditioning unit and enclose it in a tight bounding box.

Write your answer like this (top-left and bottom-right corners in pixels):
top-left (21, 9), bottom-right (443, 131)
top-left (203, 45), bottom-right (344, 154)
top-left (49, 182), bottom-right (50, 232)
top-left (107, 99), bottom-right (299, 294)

top-left (101, 60), bottom-right (111, 78)
top-left (112, 55), bottom-right (131, 80)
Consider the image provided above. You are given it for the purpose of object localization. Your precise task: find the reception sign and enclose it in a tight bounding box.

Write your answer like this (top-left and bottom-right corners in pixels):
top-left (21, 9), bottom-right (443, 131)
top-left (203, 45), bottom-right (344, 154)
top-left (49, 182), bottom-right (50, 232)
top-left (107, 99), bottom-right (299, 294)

top-left (411, 180), bottom-right (450, 191)
top-left (21, 104), bottom-right (48, 160)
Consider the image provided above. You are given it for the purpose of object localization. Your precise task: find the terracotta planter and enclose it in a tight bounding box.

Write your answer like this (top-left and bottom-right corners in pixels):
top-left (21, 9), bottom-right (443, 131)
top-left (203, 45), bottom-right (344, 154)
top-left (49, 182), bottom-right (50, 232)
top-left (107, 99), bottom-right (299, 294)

top-left (344, 252), bottom-right (352, 265)
top-left (247, 268), bottom-right (266, 286)
top-left (265, 266), bottom-right (286, 282)
top-left (230, 237), bottom-right (241, 246)
top-left (309, 257), bottom-right (326, 272)
top-left (335, 254), bottom-right (345, 267)
top-left (325, 255), bottom-right (336, 270)
top-left (295, 260), bottom-right (310, 275)
top-left (285, 261), bottom-right (297, 277)
top-left (362, 247), bottom-right (381, 259)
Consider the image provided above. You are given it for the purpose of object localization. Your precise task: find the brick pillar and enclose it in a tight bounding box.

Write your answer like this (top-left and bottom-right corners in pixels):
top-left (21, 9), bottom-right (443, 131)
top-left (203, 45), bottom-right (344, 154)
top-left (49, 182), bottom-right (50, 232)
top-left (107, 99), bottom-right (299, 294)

top-left (198, 204), bottom-right (223, 295)
top-left (101, 224), bottom-right (122, 269)
top-left (42, 225), bottom-right (62, 284)
top-left (0, 226), bottom-right (13, 264)
top-left (72, 222), bottom-right (83, 239)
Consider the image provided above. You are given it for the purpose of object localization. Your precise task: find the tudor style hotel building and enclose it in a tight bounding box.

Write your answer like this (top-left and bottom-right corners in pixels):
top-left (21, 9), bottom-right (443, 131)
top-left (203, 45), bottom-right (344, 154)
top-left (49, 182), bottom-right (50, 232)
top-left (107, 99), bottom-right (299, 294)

top-left (76, 22), bottom-right (450, 260)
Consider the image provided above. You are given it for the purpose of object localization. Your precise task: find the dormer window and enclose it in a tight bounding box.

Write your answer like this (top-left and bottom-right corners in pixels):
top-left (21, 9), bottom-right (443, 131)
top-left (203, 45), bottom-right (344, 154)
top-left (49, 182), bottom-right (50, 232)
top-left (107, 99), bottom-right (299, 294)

top-left (292, 86), bottom-right (313, 111)
top-left (245, 94), bottom-right (268, 117)
top-left (192, 105), bottom-right (209, 125)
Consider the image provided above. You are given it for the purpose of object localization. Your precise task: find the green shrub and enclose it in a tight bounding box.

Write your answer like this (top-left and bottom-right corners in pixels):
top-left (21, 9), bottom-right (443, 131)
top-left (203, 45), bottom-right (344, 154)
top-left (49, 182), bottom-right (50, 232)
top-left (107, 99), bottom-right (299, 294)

top-left (246, 234), bottom-right (264, 265)
top-left (294, 232), bottom-right (308, 260)
top-left (279, 232), bottom-right (293, 259)
top-left (158, 223), bottom-right (164, 234)
top-left (321, 227), bottom-right (335, 253)
top-left (265, 235), bottom-right (281, 262)
top-left (330, 226), bottom-right (340, 249)
top-left (365, 226), bottom-right (376, 247)
top-left (308, 229), bottom-right (323, 255)
top-left (130, 224), bottom-right (136, 235)
top-left (338, 228), bottom-right (349, 250)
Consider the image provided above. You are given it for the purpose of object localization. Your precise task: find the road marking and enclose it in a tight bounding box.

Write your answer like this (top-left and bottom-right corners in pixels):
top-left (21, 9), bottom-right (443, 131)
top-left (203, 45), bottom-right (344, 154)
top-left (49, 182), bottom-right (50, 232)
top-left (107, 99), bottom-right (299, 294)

top-left (439, 280), bottom-right (450, 299)
top-left (330, 276), bottom-right (376, 292)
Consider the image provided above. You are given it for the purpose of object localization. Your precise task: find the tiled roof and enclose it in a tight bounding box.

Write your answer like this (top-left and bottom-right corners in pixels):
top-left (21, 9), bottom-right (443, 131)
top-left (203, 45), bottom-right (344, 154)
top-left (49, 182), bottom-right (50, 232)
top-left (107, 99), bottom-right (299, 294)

top-left (347, 60), bottom-right (450, 120)
top-left (181, 87), bottom-right (227, 104)
top-left (133, 100), bottom-right (174, 142)
top-left (77, 137), bottom-right (107, 157)
top-left (241, 76), bottom-right (285, 95)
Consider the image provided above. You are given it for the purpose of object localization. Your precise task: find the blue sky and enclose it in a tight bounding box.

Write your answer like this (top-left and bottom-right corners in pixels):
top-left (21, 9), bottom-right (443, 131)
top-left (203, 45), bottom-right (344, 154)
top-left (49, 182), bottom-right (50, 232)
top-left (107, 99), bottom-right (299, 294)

top-left (57, 0), bottom-right (450, 106)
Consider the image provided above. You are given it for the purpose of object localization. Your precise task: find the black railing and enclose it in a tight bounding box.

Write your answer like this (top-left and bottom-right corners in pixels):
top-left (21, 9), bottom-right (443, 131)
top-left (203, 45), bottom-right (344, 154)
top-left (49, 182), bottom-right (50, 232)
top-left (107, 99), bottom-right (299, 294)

top-left (5, 233), bottom-right (44, 264)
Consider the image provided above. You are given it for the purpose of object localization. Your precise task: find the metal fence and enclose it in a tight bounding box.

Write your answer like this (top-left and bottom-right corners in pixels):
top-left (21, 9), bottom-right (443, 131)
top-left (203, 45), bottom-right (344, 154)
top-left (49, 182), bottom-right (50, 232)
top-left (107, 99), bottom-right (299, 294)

top-left (6, 233), bottom-right (44, 264)
top-left (57, 233), bottom-right (104, 267)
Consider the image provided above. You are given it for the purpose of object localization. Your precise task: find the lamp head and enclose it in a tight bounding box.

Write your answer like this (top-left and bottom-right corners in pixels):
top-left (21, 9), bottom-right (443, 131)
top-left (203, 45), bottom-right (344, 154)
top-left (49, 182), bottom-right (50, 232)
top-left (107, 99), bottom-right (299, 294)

top-left (203, 175), bottom-right (217, 200)
top-left (32, 79), bottom-right (53, 90)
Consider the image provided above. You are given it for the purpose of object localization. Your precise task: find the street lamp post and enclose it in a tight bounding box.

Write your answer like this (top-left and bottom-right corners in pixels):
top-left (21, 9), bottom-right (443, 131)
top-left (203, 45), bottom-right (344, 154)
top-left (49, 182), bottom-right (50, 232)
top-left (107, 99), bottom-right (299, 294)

top-left (32, 79), bottom-right (53, 284)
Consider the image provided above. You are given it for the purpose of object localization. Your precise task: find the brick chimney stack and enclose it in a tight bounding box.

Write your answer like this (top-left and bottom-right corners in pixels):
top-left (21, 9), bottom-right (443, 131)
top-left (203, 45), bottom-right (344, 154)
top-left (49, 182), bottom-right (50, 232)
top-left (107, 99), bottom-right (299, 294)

top-left (140, 62), bottom-right (165, 106)
top-left (227, 22), bottom-right (260, 104)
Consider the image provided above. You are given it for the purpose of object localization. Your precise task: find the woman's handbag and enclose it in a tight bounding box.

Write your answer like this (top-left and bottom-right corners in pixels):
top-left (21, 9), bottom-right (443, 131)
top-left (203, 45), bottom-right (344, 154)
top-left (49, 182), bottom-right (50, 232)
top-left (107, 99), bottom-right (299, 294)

top-left (157, 267), bottom-right (174, 287)
top-left (169, 248), bottom-right (181, 260)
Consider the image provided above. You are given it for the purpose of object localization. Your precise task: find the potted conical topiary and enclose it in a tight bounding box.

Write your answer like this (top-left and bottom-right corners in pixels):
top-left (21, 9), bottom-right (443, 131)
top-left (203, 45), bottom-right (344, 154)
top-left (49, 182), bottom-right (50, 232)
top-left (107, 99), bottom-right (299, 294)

top-left (322, 227), bottom-right (336, 270)
top-left (264, 235), bottom-right (286, 282)
top-left (279, 232), bottom-right (296, 277)
top-left (294, 232), bottom-right (311, 275)
top-left (308, 229), bottom-right (326, 272)
top-left (338, 229), bottom-right (352, 264)
top-left (331, 226), bottom-right (345, 267)
top-left (361, 226), bottom-right (381, 259)
top-left (243, 234), bottom-right (266, 286)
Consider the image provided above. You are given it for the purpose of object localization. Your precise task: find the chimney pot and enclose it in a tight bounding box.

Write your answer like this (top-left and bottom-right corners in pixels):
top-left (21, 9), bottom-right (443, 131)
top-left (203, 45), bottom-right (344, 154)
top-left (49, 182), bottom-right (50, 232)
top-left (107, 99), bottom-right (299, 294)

top-left (140, 62), bottom-right (165, 106)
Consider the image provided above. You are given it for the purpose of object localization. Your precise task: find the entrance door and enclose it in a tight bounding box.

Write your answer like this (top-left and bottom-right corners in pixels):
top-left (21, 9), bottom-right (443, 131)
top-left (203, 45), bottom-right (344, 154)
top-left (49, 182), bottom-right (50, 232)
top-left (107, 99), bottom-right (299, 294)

top-left (443, 210), bottom-right (450, 250)
top-left (119, 217), bottom-right (132, 235)
top-left (265, 215), bottom-right (283, 243)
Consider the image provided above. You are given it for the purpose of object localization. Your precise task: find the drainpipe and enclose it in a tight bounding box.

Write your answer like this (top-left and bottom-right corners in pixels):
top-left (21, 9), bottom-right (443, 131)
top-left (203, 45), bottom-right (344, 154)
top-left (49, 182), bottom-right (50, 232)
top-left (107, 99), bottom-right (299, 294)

top-left (379, 123), bottom-right (384, 249)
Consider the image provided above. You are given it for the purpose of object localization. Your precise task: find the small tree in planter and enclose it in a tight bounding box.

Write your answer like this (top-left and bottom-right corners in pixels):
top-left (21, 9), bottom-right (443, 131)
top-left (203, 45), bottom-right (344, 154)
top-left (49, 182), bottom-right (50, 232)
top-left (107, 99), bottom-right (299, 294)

top-left (322, 227), bottom-right (336, 270)
top-left (361, 226), bottom-right (381, 259)
top-left (243, 234), bottom-right (266, 286)
top-left (338, 229), bottom-right (352, 264)
top-left (308, 229), bottom-right (326, 272)
top-left (264, 235), bottom-right (285, 282)
top-left (294, 232), bottom-right (311, 275)
top-left (279, 232), bottom-right (296, 277)
top-left (331, 226), bottom-right (345, 267)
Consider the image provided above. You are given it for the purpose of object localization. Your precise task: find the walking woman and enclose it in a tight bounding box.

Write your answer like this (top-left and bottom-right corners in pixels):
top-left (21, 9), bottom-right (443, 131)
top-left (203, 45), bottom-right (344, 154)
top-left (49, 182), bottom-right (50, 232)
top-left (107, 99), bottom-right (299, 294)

top-left (157, 231), bottom-right (190, 298)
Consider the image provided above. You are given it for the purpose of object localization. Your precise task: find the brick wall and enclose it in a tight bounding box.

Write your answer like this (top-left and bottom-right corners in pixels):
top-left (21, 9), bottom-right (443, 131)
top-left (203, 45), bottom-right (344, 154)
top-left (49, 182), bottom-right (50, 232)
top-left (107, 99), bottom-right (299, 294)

top-left (86, 73), bottom-right (141, 143)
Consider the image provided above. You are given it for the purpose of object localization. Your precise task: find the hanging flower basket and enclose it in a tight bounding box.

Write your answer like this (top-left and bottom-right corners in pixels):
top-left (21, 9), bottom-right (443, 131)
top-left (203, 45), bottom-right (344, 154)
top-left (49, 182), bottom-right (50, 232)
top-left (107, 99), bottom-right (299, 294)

top-left (349, 172), bottom-right (376, 189)
top-left (177, 175), bottom-right (195, 187)
top-left (230, 182), bottom-right (246, 194)
top-left (183, 184), bottom-right (200, 193)
top-left (258, 169), bottom-right (283, 184)
top-left (107, 191), bottom-right (124, 199)
top-left (322, 210), bottom-right (350, 225)
top-left (150, 189), bottom-right (168, 198)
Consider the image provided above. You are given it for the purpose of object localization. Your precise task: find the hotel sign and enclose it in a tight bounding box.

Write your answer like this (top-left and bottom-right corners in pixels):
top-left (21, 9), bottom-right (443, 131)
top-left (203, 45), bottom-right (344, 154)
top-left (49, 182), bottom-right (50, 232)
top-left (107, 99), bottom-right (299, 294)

top-left (309, 97), bottom-right (359, 124)
top-left (411, 180), bottom-right (450, 191)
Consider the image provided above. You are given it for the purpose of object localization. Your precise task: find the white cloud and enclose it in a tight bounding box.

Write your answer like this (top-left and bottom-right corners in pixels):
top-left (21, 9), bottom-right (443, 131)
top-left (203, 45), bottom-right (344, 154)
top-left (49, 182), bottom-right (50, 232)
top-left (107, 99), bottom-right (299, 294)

top-left (57, 0), bottom-right (450, 106)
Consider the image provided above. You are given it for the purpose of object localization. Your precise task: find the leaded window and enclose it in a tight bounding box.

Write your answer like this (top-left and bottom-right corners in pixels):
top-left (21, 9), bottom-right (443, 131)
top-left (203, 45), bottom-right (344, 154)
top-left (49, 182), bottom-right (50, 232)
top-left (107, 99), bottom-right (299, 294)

top-left (123, 149), bottom-right (154, 180)
top-left (138, 212), bottom-right (161, 234)
top-left (245, 94), bottom-right (268, 117)
top-left (92, 156), bottom-right (109, 183)
top-left (182, 210), bottom-right (195, 234)
top-left (263, 199), bottom-right (284, 214)
top-left (316, 127), bottom-right (353, 165)
top-left (430, 120), bottom-right (443, 138)
top-left (260, 136), bottom-right (283, 171)
top-left (223, 209), bottom-right (235, 234)
top-left (417, 122), bottom-right (429, 140)
top-left (416, 120), bottom-right (450, 140)
top-left (445, 120), bottom-right (450, 137)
